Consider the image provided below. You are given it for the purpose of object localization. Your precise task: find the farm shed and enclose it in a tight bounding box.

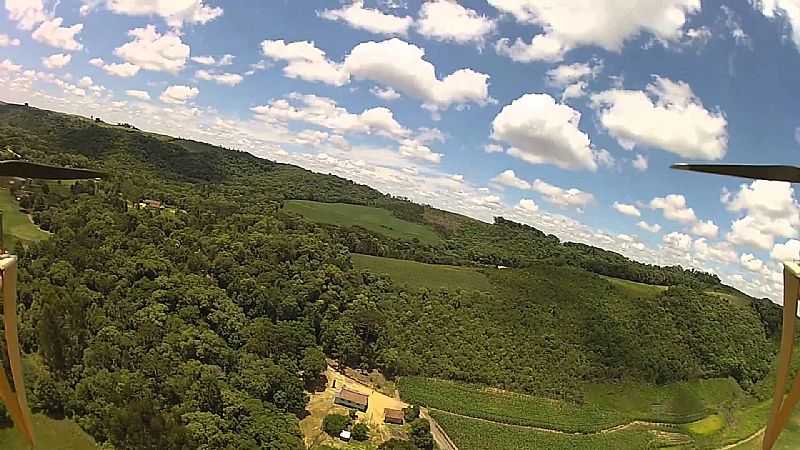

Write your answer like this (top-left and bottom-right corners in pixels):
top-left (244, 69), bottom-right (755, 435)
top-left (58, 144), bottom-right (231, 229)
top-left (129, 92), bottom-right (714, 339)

top-left (334, 388), bottom-right (369, 412)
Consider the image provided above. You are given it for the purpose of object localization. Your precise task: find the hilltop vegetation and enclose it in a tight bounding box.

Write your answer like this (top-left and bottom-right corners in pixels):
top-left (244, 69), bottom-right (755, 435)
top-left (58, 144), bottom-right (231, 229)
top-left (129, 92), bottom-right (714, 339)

top-left (0, 102), bottom-right (785, 449)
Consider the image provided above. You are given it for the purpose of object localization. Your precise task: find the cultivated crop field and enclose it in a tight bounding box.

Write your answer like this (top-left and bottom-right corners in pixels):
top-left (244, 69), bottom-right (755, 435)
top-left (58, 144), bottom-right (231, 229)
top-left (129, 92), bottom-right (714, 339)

top-left (429, 411), bottom-right (678, 450)
top-left (351, 254), bottom-right (492, 291)
top-left (400, 377), bottom-right (744, 433)
top-left (284, 200), bottom-right (443, 245)
top-left (401, 377), bottom-right (626, 432)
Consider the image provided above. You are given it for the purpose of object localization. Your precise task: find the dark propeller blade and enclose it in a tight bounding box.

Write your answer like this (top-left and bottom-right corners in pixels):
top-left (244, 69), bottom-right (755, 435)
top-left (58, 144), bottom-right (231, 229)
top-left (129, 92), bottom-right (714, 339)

top-left (671, 164), bottom-right (800, 183)
top-left (0, 161), bottom-right (104, 179)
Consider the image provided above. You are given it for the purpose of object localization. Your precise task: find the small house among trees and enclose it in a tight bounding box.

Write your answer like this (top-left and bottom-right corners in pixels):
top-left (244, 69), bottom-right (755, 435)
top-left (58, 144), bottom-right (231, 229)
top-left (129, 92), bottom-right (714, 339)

top-left (139, 199), bottom-right (162, 209)
top-left (334, 388), bottom-right (368, 412)
top-left (384, 408), bottom-right (404, 425)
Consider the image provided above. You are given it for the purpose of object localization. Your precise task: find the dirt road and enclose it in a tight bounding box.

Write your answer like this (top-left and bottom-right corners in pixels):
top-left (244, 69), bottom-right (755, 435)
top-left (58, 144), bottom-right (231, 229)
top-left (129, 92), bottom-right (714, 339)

top-left (423, 407), bottom-right (767, 450)
top-left (719, 427), bottom-right (764, 450)
top-left (421, 407), bottom-right (459, 450)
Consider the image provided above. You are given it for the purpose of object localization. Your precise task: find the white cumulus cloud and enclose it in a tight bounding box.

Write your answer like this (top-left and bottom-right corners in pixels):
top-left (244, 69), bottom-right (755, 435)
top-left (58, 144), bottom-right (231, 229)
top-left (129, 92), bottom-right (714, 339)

top-left (491, 93), bottom-right (604, 171)
top-left (484, 143), bottom-right (504, 153)
top-left (0, 34), bottom-right (21, 47)
top-left (492, 169), bottom-right (531, 190)
top-left (195, 69), bottom-right (243, 86)
top-left (77, 76), bottom-right (93, 88)
top-left (319, 1), bottom-right (412, 35)
top-left (160, 85), bottom-right (199, 104)
top-left (6, 0), bottom-right (47, 30)
top-left (637, 221), bottom-right (661, 233)
top-left (546, 61), bottom-right (602, 86)
top-left (740, 253), bottom-right (765, 272)
top-left (416, 0), bottom-right (496, 44)
top-left (81, 0), bottom-right (222, 28)
top-left (398, 140), bottom-right (442, 163)
top-left (725, 180), bottom-right (800, 251)
top-left (252, 93), bottom-right (411, 141)
top-left (663, 231), bottom-right (693, 251)
top-left (90, 58), bottom-right (141, 77)
top-left (632, 154), bottom-right (648, 171)
top-left (370, 86), bottom-right (401, 101)
top-left (691, 219), bottom-right (719, 239)
top-left (752, 0), bottom-right (800, 50)
top-left (42, 53), bottom-right (71, 69)
top-left (191, 54), bottom-right (234, 66)
top-left (261, 39), bottom-right (350, 86)
top-left (693, 238), bottom-right (737, 264)
top-left (772, 239), bottom-right (800, 261)
top-left (531, 179), bottom-right (594, 209)
top-left (32, 17), bottom-right (83, 51)
top-left (126, 89), bottom-right (151, 100)
top-left (490, 0), bottom-right (701, 62)
top-left (515, 198), bottom-right (539, 213)
top-left (104, 62), bottom-right (141, 78)
top-left (344, 38), bottom-right (492, 111)
top-left (650, 194), bottom-right (697, 224)
top-left (613, 202), bottom-right (641, 217)
top-left (114, 25), bottom-right (190, 74)
top-left (591, 76), bottom-right (727, 159)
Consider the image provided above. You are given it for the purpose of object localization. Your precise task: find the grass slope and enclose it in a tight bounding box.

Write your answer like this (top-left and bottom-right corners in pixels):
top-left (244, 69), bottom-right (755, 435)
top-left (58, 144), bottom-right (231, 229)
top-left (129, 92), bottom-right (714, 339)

top-left (705, 290), bottom-right (751, 308)
top-left (0, 414), bottom-right (99, 450)
top-left (351, 254), bottom-right (491, 291)
top-left (600, 275), bottom-right (667, 298)
top-left (0, 188), bottom-right (49, 245)
top-left (284, 200), bottom-right (442, 245)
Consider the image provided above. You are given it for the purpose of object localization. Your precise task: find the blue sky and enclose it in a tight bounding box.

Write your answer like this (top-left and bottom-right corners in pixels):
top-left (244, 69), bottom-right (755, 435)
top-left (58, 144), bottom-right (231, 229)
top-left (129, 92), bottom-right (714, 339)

top-left (3, 0), bottom-right (800, 301)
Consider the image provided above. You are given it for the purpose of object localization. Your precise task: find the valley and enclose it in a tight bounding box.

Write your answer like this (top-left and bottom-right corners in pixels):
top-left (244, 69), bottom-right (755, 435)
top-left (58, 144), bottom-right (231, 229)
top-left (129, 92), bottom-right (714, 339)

top-left (0, 102), bottom-right (791, 450)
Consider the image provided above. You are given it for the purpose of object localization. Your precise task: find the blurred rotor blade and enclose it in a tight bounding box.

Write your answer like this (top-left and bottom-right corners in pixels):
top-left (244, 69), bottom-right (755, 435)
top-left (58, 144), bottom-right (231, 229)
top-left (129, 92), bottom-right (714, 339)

top-left (0, 161), bottom-right (104, 179)
top-left (671, 164), bottom-right (800, 183)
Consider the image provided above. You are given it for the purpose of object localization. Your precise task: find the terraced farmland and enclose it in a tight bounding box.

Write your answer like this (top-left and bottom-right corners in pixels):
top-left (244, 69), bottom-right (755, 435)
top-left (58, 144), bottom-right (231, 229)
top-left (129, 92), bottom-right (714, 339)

top-left (429, 411), bottom-right (681, 450)
top-left (400, 377), bottom-right (744, 433)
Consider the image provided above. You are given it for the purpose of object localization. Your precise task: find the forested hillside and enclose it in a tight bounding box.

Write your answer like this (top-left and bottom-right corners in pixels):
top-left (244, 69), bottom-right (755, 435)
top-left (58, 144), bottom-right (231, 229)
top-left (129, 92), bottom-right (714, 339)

top-left (0, 103), bottom-right (785, 448)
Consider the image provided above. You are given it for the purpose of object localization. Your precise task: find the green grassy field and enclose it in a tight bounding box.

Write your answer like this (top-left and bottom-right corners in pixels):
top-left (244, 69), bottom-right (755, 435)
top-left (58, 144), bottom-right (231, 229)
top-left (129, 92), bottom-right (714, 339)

top-left (687, 414), bottom-right (725, 436)
top-left (600, 275), bottom-right (668, 298)
top-left (0, 188), bottom-right (50, 246)
top-left (400, 377), bottom-right (743, 433)
top-left (351, 254), bottom-right (492, 291)
top-left (704, 290), bottom-right (751, 307)
top-left (0, 414), bottom-right (99, 449)
top-left (430, 411), bottom-right (682, 450)
top-left (284, 200), bottom-right (442, 245)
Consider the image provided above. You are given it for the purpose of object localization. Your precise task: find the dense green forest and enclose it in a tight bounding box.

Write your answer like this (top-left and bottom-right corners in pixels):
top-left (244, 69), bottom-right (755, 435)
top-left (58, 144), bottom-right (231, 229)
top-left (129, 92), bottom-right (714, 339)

top-left (0, 103), bottom-right (786, 448)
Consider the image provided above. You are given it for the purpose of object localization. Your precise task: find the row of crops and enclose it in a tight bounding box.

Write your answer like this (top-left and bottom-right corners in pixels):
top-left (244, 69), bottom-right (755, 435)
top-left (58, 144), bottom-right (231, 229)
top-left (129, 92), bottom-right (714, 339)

top-left (400, 377), bottom-right (628, 432)
top-left (429, 411), bottom-right (681, 450)
top-left (400, 377), bottom-right (745, 433)
top-left (400, 376), bottom-right (799, 449)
